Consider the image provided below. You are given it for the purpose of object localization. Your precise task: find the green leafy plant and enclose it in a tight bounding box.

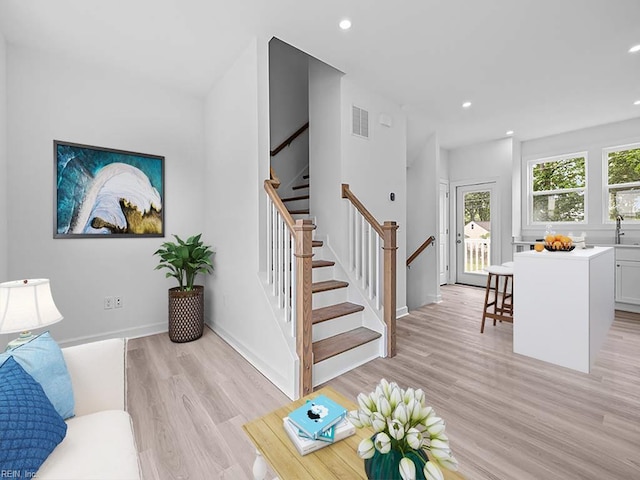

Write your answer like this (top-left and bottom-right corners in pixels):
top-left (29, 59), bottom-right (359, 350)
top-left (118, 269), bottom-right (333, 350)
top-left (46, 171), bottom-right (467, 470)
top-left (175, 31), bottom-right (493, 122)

top-left (153, 234), bottom-right (214, 291)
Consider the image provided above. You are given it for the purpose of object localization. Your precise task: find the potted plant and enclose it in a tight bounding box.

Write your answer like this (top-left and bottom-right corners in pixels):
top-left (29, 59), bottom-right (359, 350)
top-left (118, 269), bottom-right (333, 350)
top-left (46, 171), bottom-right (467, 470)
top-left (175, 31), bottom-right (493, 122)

top-left (153, 234), bottom-right (214, 343)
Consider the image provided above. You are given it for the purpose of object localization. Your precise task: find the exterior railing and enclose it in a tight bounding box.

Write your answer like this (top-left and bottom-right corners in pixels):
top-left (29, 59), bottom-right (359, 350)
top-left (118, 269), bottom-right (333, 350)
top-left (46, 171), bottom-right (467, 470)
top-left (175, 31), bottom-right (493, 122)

top-left (464, 238), bottom-right (491, 273)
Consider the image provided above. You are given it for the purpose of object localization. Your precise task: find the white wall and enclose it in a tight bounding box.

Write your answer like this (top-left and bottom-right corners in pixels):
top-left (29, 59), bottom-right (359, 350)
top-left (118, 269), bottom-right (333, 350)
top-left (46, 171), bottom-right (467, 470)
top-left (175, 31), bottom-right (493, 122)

top-left (449, 138), bottom-right (514, 267)
top-left (407, 133), bottom-right (440, 310)
top-left (521, 117), bottom-right (640, 244)
top-left (309, 57), bottom-right (342, 254)
top-left (1, 45), bottom-right (205, 346)
top-left (0, 33), bottom-right (7, 283)
top-left (269, 39), bottom-right (309, 196)
top-left (340, 78), bottom-right (408, 314)
top-left (203, 38), bottom-right (296, 399)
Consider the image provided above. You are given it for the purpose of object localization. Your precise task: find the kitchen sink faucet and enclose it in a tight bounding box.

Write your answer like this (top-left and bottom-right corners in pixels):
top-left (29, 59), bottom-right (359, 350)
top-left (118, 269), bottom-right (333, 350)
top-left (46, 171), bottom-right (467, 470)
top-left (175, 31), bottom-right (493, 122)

top-left (615, 215), bottom-right (624, 244)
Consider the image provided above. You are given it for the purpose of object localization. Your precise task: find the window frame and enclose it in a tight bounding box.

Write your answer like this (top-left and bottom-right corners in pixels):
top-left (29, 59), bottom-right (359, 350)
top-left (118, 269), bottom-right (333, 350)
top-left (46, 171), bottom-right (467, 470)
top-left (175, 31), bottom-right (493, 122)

top-left (602, 142), bottom-right (640, 224)
top-left (527, 151), bottom-right (588, 226)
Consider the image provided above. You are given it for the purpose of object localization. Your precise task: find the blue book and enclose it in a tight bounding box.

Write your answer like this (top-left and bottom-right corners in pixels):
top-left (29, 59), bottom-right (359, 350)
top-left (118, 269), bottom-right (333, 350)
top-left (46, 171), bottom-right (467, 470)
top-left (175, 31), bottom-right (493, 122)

top-left (287, 394), bottom-right (347, 440)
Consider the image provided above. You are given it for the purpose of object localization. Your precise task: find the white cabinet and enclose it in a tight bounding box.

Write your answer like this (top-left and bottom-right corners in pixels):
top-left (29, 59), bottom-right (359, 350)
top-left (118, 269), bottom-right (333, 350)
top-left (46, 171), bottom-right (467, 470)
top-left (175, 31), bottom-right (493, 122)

top-left (513, 247), bottom-right (615, 374)
top-left (615, 248), bottom-right (640, 305)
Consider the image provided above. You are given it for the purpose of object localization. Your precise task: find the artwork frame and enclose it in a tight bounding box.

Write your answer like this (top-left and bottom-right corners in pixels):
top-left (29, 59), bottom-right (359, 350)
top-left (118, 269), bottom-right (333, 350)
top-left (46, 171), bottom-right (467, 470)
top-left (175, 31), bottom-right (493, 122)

top-left (54, 140), bottom-right (165, 238)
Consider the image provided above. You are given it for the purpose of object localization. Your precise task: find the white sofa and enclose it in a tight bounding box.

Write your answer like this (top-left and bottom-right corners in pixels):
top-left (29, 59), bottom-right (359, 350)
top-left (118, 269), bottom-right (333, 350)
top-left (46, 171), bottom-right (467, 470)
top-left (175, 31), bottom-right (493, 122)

top-left (37, 338), bottom-right (141, 480)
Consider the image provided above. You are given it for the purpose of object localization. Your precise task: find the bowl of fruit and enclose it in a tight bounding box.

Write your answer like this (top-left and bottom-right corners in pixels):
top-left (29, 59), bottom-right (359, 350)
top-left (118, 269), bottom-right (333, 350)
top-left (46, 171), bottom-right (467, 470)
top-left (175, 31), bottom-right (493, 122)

top-left (543, 234), bottom-right (574, 252)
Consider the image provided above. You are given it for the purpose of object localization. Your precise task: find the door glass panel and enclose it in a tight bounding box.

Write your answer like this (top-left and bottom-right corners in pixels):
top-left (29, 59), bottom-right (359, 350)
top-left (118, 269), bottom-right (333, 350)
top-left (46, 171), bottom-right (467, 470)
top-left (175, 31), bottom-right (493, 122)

top-left (463, 190), bottom-right (491, 274)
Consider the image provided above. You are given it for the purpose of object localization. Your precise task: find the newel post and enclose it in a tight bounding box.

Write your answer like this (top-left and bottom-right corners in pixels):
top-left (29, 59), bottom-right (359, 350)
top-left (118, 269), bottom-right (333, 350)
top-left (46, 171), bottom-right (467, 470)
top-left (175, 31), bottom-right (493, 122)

top-left (382, 221), bottom-right (398, 357)
top-left (293, 219), bottom-right (314, 397)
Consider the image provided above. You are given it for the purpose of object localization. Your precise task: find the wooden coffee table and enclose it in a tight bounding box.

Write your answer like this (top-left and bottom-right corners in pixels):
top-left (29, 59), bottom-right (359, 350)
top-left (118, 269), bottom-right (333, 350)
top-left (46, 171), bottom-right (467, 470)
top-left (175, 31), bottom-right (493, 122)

top-left (242, 386), bottom-right (465, 479)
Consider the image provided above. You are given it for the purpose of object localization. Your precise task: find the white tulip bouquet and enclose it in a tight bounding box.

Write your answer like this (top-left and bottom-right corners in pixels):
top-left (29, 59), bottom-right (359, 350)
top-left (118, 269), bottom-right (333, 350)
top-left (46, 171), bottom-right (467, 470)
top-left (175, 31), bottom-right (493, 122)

top-left (348, 379), bottom-right (458, 480)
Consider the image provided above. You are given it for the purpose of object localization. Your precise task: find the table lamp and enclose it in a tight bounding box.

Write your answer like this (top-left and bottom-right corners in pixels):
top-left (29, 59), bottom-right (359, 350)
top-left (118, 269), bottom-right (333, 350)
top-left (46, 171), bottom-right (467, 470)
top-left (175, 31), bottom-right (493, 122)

top-left (0, 279), bottom-right (63, 350)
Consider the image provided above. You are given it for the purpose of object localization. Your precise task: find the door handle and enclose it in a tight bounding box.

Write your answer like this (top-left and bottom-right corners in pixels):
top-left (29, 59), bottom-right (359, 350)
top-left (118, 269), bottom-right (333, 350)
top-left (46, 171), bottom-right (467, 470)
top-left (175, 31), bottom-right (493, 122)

top-left (456, 240), bottom-right (462, 244)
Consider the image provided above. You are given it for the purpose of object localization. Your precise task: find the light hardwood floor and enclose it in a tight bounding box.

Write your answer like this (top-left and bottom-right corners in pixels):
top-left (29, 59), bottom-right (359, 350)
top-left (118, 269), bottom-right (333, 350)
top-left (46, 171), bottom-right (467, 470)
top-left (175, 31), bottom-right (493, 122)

top-left (127, 285), bottom-right (640, 480)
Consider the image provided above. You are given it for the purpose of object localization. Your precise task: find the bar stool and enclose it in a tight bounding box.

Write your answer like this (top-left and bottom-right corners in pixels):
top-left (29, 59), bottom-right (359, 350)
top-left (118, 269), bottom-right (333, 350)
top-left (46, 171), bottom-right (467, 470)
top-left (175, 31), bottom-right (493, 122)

top-left (481, 264), bottom-right (514, 333)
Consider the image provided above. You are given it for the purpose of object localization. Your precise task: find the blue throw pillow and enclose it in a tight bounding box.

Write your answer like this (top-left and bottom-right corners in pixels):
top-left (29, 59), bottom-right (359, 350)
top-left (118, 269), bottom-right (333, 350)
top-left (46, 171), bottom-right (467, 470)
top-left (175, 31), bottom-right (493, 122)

top-left (0, 356), bottom-right (68, 476)
top-left (0, 331), bottom-right (74, 419)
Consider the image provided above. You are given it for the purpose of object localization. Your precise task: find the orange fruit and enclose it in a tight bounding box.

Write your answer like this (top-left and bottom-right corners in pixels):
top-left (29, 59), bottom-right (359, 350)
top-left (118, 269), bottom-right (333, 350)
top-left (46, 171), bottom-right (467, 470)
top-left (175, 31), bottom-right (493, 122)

top-left (534, 243), bottom-right (544, 252)
top-left (552, 241), bottom-right (563, 250)
top-left (544, 235), bottom-right (555, 243)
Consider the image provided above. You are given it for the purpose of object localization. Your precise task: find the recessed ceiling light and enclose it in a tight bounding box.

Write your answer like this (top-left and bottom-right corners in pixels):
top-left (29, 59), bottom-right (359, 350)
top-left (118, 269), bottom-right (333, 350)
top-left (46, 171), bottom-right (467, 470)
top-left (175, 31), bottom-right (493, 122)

top-left (506, 130), bottom-right (514, 136)
top-left (339, 19), bottom-right (352, 30)
top-left (462, 101), bottom-right (472, 109)
top-left (634, 100), bottom-right (640, 106)
top-left (629, 44), bottom-right (640, 53)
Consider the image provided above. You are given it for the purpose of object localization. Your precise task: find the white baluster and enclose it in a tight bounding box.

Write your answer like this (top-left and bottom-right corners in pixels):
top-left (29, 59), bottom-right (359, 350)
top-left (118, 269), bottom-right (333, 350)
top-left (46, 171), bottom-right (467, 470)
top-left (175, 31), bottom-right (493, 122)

top-left (291, 246), bottom-right (297, 337)
top-left (284, 230), bottom-right (290, 322)
top-left (271, 208), bottom-right (277, 295)
top-left (355, 212), bottom-right (361, 279)
top-left (348, 204), bottom-right (354, 271)
top-left (266, 196), bottom-right (271, 285)
top-left (368, 224), bottom-right (374, 299)
top-left (376, 234), bottom-right (382, 310)
top-left (277, 216), bottom-right (283, 307)
top-left (361, 215), bottom-right (367, 288)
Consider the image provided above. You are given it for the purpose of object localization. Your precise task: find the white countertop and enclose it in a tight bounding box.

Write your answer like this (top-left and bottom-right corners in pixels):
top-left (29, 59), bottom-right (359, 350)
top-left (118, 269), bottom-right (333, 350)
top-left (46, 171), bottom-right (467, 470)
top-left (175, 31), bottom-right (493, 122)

top-left (514, 246), bottom-right (613, 260)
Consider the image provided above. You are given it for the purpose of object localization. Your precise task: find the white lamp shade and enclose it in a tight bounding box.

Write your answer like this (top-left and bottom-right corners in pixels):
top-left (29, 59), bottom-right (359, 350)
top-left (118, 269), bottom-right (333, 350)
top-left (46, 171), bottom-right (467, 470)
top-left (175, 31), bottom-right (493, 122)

top-left (0, 279), bottom-right (63, 334)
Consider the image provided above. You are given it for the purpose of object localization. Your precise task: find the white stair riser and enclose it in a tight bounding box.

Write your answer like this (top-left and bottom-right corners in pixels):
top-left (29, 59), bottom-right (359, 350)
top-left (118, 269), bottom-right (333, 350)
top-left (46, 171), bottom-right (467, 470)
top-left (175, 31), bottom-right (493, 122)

top-left (312, 266), bottom-right (335, 283)
top-left (312, 288), bottom-right (348, 308)
top-left (313, 339), bottom-right (381, 387)
top-left (312, 312), bottom-right (362, 342)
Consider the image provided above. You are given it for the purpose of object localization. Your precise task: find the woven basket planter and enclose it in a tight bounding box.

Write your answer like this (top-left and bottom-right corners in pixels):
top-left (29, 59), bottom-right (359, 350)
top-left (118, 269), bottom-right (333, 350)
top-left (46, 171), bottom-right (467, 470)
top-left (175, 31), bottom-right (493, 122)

top-left (168, 286), bottom-right (204, 343)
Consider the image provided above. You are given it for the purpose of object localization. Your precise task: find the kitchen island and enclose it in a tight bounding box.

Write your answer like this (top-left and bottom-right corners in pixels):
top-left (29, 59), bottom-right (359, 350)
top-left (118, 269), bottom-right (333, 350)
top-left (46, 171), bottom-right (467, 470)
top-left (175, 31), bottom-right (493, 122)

top-left (513, 247), bottom-right (614, 373)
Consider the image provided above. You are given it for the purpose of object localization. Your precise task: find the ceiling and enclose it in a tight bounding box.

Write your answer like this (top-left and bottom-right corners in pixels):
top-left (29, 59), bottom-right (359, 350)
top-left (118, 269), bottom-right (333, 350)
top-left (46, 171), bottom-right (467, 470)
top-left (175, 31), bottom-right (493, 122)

top-left (1, 0), bottom-right (639, 154)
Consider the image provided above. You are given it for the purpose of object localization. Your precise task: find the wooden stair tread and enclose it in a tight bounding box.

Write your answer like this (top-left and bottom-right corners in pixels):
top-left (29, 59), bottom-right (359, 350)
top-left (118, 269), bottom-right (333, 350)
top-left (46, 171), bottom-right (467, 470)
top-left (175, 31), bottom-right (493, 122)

top-left (292, 183), bottom-right (310, 190)
top-left (289, 209), bottom-right (310, 215)
top-left (312, 280), bottom-right (348, 293)
top-left (313, 327), bottom-right (381, 363)
top-left (312, 260), bottom-right (335, 268)
top-left (282, 194), bottom-right (310, 203)
top-left (312, 302), bottom-right (364, 324)
top-left (312, 240), bottom-right (323, 248)
top-left (303, 174), bottom-right (309, 179)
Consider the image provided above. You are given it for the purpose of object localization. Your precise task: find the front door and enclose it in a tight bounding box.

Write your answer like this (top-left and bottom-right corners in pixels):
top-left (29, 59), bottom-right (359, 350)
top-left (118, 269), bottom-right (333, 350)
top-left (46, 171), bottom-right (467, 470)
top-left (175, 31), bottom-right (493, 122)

top-left (455, 182), bottom-right (499, 287)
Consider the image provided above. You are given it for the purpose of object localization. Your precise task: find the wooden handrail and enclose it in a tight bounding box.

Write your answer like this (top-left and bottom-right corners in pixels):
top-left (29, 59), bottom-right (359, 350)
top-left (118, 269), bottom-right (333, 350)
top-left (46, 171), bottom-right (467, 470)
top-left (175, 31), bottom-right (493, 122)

top-left (341, 184), bottom-right (384, 237)
top-left (407, 235), bottom-right (436, 267)
top-left (341, 183), bottom-right (398, 358)
top-left (264, 179), bottom-right (295, 231)
top-left (269, 167), bottom-right (281, 189)
top-left (270, 122), bottom-right (309, 157)
top-left (264, 177), bottom-right (314, 397)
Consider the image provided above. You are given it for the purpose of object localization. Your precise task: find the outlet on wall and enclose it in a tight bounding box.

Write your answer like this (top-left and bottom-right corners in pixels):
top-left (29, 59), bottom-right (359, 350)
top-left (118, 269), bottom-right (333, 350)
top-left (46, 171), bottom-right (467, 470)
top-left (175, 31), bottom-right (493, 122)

top-left (115, 296), bottom-right (123, 308)
top-left (104, 296), bottom-right (114, 309)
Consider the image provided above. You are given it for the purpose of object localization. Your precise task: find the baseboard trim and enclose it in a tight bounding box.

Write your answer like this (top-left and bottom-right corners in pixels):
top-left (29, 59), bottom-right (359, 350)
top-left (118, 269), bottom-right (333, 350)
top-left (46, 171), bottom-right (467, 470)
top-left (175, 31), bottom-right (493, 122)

top-left (206, 320), bottom-right (296, 400)
top-left (396, 306), bottom-right (409, 318)
top-left (57, 322), bottom-right (167, 348)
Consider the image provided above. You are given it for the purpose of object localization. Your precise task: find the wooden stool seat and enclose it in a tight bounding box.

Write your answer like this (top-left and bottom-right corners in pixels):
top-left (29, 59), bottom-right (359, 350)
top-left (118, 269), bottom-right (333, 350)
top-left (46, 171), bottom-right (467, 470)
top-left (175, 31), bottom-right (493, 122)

top-left (481, 265), bottom-right (514, 333)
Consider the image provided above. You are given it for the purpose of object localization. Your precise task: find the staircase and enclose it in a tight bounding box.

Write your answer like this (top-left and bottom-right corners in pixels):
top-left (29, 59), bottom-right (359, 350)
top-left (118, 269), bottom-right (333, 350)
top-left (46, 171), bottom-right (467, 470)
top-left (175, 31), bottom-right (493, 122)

top-left (265, 124), bottom-right (396, 398)
top-left (282, 175), bottom-right (383, 387)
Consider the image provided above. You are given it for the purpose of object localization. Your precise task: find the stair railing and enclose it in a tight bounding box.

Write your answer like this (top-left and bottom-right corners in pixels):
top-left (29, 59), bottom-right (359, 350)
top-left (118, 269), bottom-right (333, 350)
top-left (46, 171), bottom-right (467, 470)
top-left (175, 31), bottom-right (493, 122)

top-left (264, 177), bottom-right (314, 397)
top-left (270, 122), bottom-right (310, 157)
top-left (341, 184), bottom-right (398, 357)
top-left (407, 235), bottom-right (436, 267)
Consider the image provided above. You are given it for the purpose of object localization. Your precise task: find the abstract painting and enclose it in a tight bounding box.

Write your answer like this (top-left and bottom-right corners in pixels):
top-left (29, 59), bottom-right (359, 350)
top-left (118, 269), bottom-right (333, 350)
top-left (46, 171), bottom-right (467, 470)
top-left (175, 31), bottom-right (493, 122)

top-left (54, 141), bottom-right (164, 238)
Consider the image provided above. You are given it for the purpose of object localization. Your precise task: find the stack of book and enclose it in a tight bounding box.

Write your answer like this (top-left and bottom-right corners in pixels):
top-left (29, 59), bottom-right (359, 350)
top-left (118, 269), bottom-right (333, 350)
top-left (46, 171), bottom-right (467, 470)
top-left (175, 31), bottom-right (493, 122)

top-left (283, 394), bottom-right (356, 455)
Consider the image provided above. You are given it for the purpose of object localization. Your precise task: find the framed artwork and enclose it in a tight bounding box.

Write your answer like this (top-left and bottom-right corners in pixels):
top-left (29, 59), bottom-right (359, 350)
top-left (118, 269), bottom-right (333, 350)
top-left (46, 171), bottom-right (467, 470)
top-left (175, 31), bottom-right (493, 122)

top-left (54, 140), bottom-right (164, 238)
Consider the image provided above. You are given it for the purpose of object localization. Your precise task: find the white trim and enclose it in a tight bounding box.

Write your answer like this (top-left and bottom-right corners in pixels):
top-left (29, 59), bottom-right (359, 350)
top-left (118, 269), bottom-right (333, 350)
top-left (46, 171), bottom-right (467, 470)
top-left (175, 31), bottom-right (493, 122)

top-left (396, 306), bottom-right (409, 318)
top-left (57, 321), bottom-right (167, 348)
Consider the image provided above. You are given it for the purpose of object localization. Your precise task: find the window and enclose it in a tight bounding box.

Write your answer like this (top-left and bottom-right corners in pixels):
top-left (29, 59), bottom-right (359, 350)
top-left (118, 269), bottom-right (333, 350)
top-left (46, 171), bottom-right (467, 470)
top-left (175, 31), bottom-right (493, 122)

top-left (528, 153), bottom-right (586, 223)
top-left (604, 144), bottom-right (640, 222)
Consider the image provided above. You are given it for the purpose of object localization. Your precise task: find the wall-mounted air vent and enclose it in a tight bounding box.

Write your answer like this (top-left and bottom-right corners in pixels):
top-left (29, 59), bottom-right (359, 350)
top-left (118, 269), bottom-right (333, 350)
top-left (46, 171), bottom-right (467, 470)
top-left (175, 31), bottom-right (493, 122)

top-left (352, 105), bottom-right (369, 139)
